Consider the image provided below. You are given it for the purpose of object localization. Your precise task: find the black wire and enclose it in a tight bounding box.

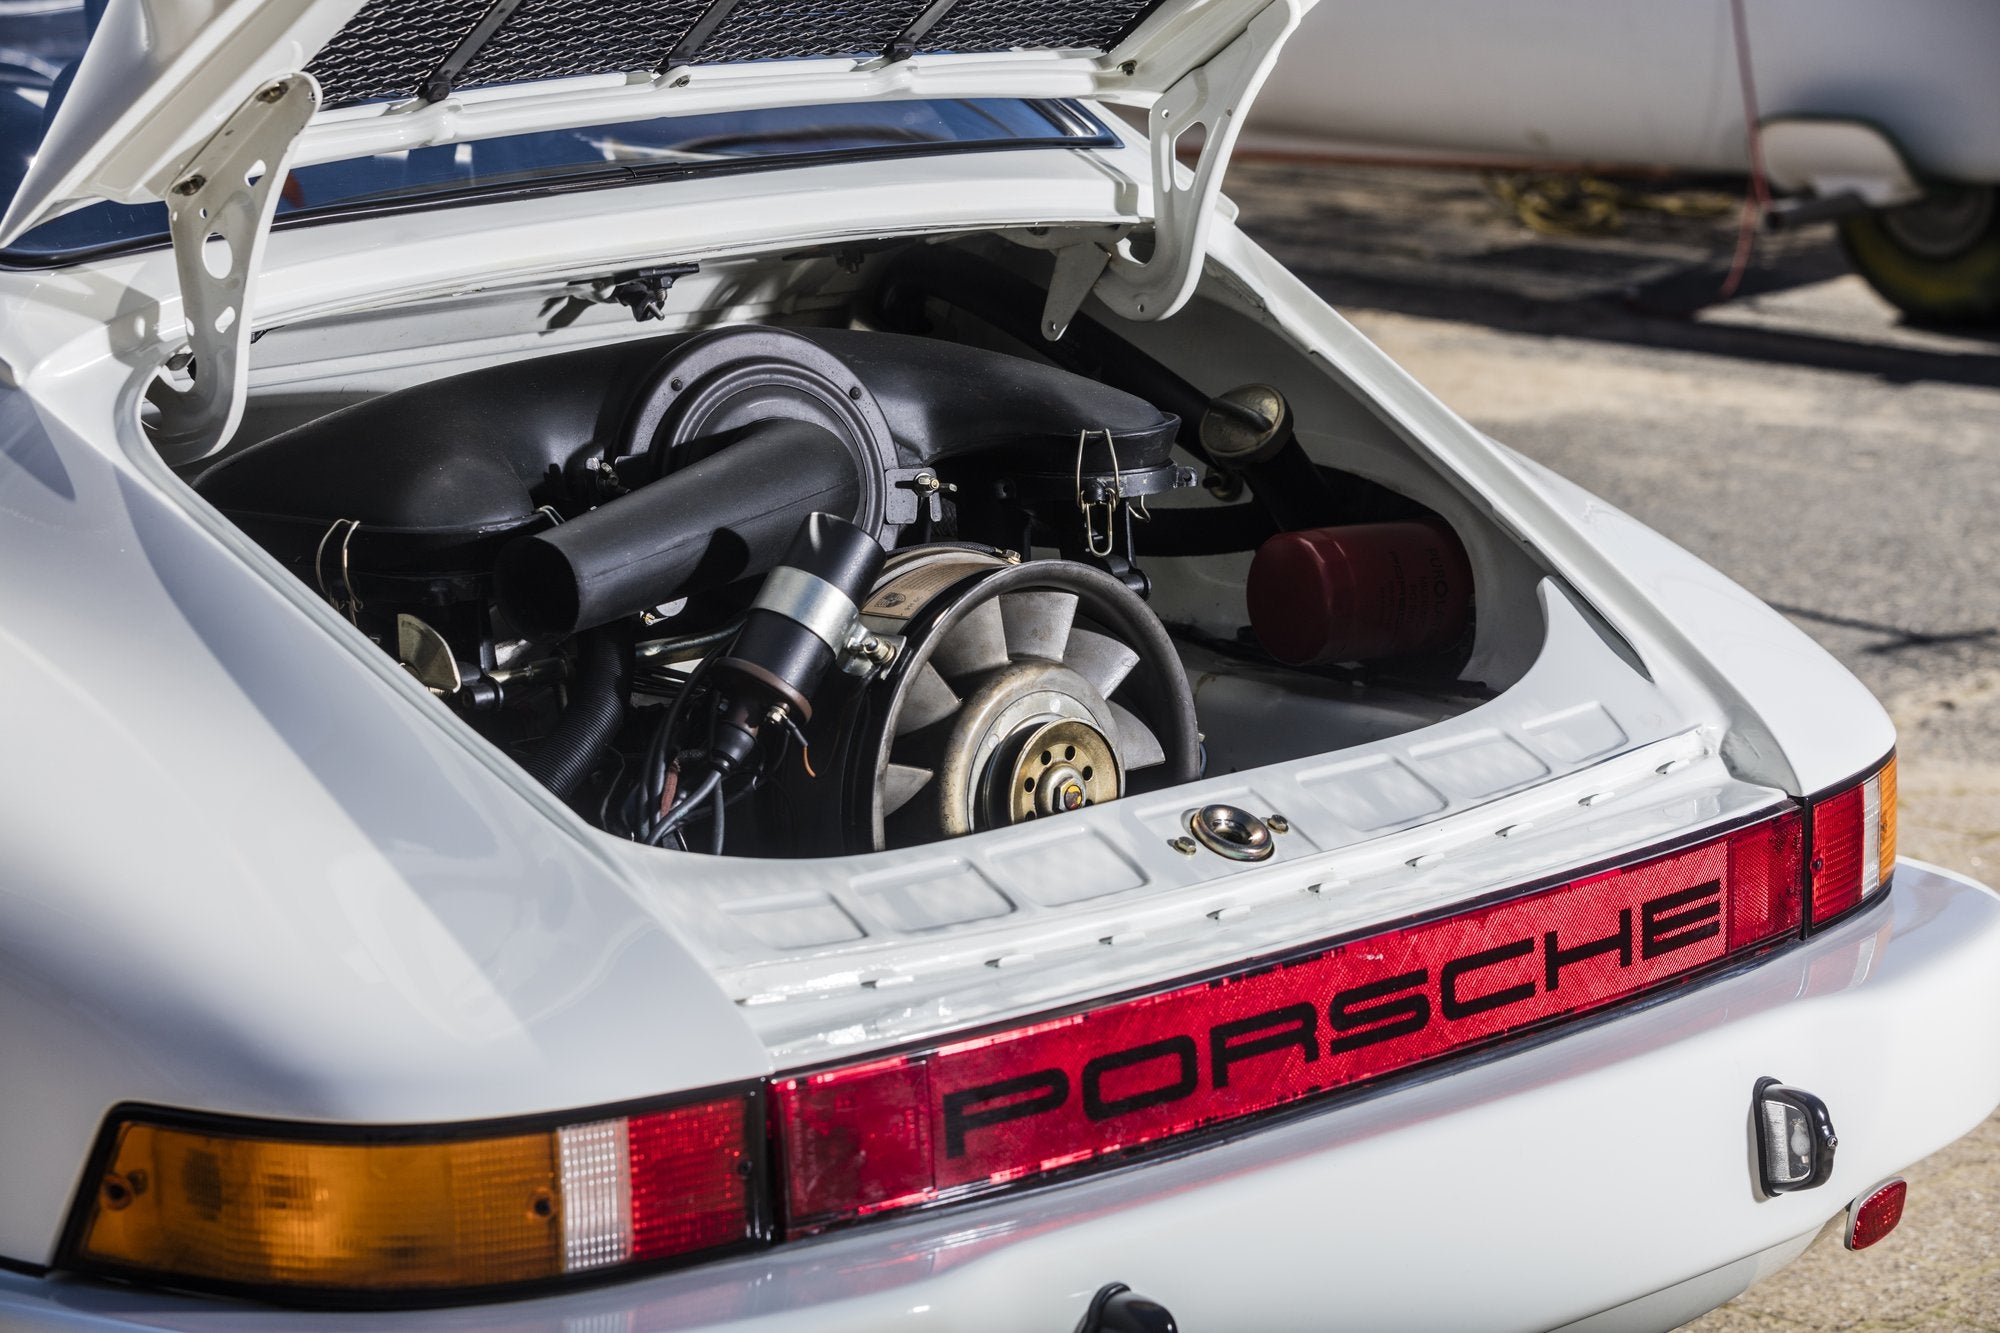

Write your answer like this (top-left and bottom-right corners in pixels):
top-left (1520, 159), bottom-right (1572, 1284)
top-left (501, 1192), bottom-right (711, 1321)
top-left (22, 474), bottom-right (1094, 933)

top-left (759, 724), bottom-right (793, 792)
top-left (615, 778), bottom-right (644, 839)
top-left (636, 708), bottom-right (791, 851)
top-left (636, 646), bottom-right (725, 842)
top-left (630, 668), bottom-right (692, 698)
top-left (713, 725), bottom-right (788, 812)
top-left (650, 769), bottom-right (722, 845)
top-left (594, 746), bottom-right (628, 831)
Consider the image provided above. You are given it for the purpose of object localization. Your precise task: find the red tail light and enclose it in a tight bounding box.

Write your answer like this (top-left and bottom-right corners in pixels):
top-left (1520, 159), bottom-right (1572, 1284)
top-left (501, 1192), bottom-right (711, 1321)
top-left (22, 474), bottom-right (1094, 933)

top-left (74, 766), bottom-right (1899, 1302)
top-left (1808, 756), bottom-right (1897, 929)
top-left (775, 812), bottom-right (1806, 1235)
top-left (626, 1102), bottom-right (760, 1262)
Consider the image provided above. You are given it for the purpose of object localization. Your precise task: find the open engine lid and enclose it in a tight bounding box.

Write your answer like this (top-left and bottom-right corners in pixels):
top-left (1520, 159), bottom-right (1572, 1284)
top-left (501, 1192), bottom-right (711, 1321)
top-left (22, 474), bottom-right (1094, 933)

top-left (0, 0), bottom-right (1300, 243)
top-left (3, 0), bottom-right (1303, 461)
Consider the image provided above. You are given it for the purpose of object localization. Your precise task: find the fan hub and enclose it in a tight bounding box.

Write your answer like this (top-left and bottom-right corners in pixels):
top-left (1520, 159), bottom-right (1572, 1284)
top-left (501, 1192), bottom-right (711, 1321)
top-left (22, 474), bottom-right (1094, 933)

top-left (993, 718), bottom-right (1120, 825)
top-left (938, 665), bottom-right (1117, 837)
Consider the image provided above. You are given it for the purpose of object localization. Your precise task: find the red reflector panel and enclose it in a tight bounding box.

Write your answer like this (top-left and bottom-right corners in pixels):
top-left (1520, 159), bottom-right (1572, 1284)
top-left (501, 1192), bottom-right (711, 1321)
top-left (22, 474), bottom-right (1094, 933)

top-left (627, 1097), bottom-right (758, 1261)
top-left (778, 814), bottom-right (1803, 1233)
top-left (1811, 786), bottom-right (1867, 924)
top-left (1726, 813), bottom-right (1806, 946)
top-left (1846, 1178), bottom-right (1907, 1251)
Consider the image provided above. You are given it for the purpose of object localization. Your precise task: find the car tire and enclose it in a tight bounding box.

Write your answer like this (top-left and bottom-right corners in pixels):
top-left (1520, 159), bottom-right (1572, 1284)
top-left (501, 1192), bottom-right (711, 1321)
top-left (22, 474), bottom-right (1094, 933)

top-left (1839, 184), bottom-right (2000, 324)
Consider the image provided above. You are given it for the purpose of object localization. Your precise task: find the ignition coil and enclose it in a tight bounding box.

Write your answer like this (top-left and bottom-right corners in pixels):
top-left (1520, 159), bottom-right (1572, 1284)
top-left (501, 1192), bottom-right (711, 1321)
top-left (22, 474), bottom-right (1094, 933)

top-left (707, 512), bottom-right (886, 772)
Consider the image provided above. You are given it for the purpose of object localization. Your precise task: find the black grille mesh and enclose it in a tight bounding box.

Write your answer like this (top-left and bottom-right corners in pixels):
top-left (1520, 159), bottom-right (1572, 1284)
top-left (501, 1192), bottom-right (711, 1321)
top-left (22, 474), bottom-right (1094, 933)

top-left (305, 0), bottom-right (1169, 108)
top-left (306, 0), bottom-right (490, 106)
top-left (460, 0), bottom-right (710, 91)
top-left (697, 0), bottom-right (919, 63)
top-left (921, 0), bottom-right (1156, 53)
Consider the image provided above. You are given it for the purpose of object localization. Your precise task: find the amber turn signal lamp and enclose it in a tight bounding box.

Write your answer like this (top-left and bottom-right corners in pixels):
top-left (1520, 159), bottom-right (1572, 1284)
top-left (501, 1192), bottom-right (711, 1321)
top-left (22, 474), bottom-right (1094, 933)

top-left (65, 1093), bottom-right (763, 1302)
top-left (1808, 755), bottom-right (1897, 929)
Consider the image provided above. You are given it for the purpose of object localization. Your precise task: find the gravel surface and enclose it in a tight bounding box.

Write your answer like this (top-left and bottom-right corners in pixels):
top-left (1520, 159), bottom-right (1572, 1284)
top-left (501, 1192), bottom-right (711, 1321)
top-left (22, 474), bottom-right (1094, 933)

top-left (1227, 157), bottom-right (2000, 1330)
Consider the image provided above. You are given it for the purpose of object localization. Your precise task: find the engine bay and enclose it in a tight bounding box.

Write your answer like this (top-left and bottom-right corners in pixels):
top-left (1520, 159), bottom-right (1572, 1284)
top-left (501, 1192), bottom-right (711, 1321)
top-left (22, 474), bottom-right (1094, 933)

top-left (194, 249), bottom-right (1484, 857)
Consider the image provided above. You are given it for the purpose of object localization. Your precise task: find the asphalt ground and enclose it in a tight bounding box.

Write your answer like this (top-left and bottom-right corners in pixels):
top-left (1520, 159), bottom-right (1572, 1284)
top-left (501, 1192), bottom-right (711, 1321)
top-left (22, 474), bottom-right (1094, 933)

top-left (1224, 158), bottom-right (2000, 1331)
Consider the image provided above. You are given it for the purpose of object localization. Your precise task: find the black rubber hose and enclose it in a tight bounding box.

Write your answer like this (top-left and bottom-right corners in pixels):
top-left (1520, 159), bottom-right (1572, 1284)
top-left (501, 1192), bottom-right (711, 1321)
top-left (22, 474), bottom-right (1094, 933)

top-left (522, 626), bottom-right (630, 803)
top-left (496, 418), bottom-right (863, 638)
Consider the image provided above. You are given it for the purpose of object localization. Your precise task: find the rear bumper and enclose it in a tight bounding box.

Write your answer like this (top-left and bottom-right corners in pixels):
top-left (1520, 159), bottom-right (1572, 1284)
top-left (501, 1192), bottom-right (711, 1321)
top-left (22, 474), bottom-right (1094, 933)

top-left (6, 860), bottom-right (1997, 1333)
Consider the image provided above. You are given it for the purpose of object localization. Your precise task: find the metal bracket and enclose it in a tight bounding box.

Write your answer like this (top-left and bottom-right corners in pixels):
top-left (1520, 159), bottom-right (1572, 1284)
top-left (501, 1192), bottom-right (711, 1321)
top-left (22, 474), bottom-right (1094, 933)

top-left (885, 466), bottom-right (952, 525)
top-left (1086, 0), bottom-right (1300, 327)
top-left (840, 622), bottom-right (902, 676)
top-left (1042, 240), bottom-right (1114, 341)
top-left (397, 613), bottom-right (464, 694)
top-left (997, 224), bottom-right (1126, 340)
top-left (146, 73), bottom-right (319, 464)
top-left (604, 263), bottom-right (701, 322)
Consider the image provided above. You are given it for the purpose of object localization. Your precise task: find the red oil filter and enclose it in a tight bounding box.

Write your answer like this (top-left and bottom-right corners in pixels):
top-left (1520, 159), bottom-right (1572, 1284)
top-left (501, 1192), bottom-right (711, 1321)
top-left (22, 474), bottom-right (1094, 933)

top-left (1247, 519), bottom-right (1473, 665)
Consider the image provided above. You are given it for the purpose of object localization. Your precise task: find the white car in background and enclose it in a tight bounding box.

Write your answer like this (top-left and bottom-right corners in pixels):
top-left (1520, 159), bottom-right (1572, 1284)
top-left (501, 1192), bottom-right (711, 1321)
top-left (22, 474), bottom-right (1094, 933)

top-left (1248, 0), bottom-right (2000, 323)
top-left (0, 0), bottom-right (1995, 1329)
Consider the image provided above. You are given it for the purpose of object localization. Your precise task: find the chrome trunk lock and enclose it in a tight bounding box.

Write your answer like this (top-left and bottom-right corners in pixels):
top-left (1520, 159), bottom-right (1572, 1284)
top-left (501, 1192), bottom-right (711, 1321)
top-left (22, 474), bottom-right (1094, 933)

top-left (1186, 804), bottom-right (1275, 861)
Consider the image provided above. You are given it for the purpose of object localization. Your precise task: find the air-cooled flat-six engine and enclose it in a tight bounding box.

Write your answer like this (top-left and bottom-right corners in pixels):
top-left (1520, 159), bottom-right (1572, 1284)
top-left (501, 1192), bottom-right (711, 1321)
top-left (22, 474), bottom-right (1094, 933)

top-left (196, 292), bottom-right (1473, 856)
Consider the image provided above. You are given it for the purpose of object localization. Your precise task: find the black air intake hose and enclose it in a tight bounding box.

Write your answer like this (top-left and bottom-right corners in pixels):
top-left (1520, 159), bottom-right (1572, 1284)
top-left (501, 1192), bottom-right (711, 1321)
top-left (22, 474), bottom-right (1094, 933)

top-left (496, 419), bottom-right (863, 639)
top-left (521, 626), bottom-right (630, 803)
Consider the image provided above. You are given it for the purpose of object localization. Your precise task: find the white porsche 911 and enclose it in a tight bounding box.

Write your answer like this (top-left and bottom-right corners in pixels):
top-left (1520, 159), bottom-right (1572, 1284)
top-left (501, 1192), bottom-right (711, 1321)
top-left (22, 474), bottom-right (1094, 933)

top-left (0, 1), bottom-right (1994, 1329)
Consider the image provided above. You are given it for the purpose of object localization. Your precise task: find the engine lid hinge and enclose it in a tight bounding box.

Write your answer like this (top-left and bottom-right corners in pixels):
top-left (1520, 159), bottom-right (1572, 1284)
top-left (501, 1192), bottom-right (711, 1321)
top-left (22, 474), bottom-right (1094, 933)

top-left (146, 72), bottom-right (320, 465)
top-left (1043, 0), bottom-right (1301, 338)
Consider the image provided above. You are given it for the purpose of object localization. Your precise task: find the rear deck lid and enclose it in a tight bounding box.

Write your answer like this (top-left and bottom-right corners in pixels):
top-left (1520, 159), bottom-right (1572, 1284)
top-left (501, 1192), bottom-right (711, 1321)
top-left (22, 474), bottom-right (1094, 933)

top-left (4, 0), bottom-right (1304, 462)
top-left (0, 0), bottom-right (1299, 243)
top-left (11, 0), bottom-right (1312, 460)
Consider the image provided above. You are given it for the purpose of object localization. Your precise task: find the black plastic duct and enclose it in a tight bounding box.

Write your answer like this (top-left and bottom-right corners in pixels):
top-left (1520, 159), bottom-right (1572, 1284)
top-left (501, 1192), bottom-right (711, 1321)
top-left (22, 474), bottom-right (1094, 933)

top-left (495, 418), bottom-right (861, 638)
top-left (198, 322), bottom-right (1179, 623)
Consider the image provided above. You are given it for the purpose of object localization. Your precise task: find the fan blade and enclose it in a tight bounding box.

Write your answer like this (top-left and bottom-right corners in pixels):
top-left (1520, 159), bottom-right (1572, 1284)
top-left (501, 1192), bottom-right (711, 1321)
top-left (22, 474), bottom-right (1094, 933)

top-left (896, 662), bottom-right (961, 735)
top-left (999, 589), bottom-right (1078, 663)
top-left (930, 597), bottom-right (1011, 680)
top-left (880, 762), bottom-right (935, 817)
top-left (1110, 702), bottom-right (1166, 771)
top-left (1065, 628), bottom-right (1141, 699)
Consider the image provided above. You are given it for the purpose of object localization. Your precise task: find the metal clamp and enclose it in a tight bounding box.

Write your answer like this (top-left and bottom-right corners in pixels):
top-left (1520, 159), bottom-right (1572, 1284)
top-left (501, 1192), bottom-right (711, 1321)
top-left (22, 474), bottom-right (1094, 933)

top-left (752, 565), bottom-right (862, 652)
top-left (313, 518), bottom-right (364, 624)
top-left (1075, 428), bottom-right (1124, 558)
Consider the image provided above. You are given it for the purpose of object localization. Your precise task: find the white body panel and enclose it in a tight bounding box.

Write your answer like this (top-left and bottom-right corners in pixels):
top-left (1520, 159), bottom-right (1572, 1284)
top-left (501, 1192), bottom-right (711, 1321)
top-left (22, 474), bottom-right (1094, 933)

top-left (1249, 0), bottom-right (2000, 185)
top-left (0, 371), bottom-right (772, 1262)
top-left (0, 865), bottom-right (1991, 1332)
top-left (0, 65), bottom-right (1977, 1327)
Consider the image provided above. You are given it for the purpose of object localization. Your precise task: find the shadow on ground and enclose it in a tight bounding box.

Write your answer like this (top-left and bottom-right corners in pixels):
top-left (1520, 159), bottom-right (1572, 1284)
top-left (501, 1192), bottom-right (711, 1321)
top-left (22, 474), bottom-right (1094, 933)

top-left (1227, 159), bottom-right (2000, 391)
